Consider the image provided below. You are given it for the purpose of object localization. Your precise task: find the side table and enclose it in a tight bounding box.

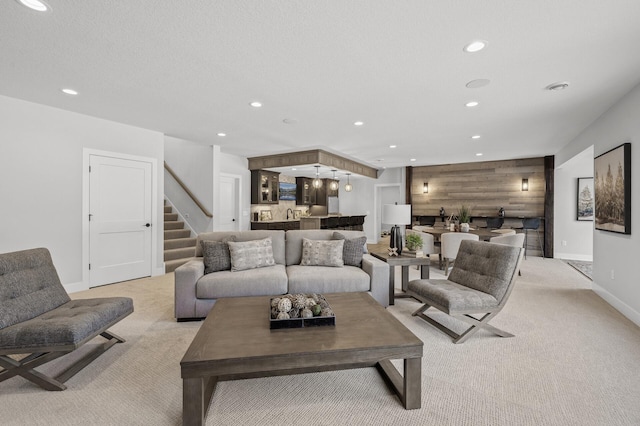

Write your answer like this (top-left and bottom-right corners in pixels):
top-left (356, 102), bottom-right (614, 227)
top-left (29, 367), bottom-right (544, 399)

top-left (370, 251), bottom-right (429, 305)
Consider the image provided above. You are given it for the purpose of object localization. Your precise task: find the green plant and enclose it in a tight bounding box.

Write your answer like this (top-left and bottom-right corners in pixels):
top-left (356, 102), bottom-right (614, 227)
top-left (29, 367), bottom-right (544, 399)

top-left (405, 233), bottom-right (423, 251)
top-left (457, 204), bottom-right (472, 224)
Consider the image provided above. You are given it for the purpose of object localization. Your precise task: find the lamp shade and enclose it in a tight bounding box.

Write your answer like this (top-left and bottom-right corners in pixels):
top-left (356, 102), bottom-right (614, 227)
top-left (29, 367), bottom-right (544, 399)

top-left (382, 204), bottom-right (411, 225)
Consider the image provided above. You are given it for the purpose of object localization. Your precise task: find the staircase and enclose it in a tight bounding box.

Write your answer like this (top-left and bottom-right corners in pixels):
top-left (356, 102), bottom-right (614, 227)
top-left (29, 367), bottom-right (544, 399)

top-left (164, 201), bottom-right (197, 273)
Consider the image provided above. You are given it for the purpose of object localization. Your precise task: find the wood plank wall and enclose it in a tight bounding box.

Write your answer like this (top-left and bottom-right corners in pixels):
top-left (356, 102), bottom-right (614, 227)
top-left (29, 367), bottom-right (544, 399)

top-left (409, 157), bottom-right (546, 218)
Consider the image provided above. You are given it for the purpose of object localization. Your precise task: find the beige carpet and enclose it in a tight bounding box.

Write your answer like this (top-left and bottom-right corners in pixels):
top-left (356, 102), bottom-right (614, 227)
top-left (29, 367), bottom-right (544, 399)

top-left (2, 258), bottom-right (640, 425)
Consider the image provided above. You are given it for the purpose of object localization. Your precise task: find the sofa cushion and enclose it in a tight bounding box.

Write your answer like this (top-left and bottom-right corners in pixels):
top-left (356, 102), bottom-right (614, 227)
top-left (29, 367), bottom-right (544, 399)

top-left (195, 231), bottom-right (286, 265)
top-left (333, 232), bottom-right (367, 267)
top-left (285, 230), bottom-right (367, 265)
top-left (196, 264), bottom-right (288, 298)
top-left (300, 238), bottom-right (344, 267)
top-left (201, 236), bottom-right (236, 274)
top-left (228, 237), bottom-right (276, 272)
top-left (286, 265), bottom-right (369, 295)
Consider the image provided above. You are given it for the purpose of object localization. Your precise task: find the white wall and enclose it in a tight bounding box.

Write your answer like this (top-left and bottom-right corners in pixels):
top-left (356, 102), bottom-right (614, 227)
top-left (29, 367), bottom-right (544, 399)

top-left (556, 82), bottom-right (640, 326)
top-left (554, 146), bottom-right (594, 261)
top-left (0, 95), bottom-right (165, 290)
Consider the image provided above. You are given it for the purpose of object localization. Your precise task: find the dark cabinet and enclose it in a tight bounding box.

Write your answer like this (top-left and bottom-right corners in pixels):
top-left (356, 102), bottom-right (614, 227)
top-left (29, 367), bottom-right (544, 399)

top-left (251, 221), bottom-right (300, 231)
top-left (251, 170), bottom-right (280, 204)
top-left (296, 177), bottom-right (327, 206)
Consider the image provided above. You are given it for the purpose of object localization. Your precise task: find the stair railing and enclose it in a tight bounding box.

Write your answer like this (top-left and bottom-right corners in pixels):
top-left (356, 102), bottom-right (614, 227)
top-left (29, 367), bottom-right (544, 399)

top-left (164, 161), bottom-right (213, 218)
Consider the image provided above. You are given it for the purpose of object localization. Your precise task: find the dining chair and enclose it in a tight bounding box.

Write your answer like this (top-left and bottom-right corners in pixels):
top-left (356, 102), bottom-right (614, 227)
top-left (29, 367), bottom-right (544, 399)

top-left (440, 232), bottom-right (479, 276)
top-left (521, 218), bottom-right (543, 259)
top-left (490, 233), bottom-right (525, 276)
top-left (485, 217), bottom-right (504, 229)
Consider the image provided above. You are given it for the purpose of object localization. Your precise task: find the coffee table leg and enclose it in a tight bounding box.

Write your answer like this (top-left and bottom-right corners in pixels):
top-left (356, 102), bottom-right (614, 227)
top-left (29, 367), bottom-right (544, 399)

top-left (404, 357), bottom-right (421, 409)
top-left (183, 376), bottom-right (217, 426)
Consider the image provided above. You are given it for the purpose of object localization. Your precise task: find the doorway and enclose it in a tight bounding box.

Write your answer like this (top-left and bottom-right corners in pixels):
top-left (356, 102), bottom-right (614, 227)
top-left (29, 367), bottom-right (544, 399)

top-left (84, 151), bottom-right (157, 288)
top-left (218, 174), bottom-right (240, 231)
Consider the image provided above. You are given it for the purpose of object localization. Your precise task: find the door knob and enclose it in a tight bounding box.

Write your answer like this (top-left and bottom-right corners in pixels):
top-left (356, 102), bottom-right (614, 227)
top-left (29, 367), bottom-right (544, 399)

top-left (144, 223), bottom-right (151, 227)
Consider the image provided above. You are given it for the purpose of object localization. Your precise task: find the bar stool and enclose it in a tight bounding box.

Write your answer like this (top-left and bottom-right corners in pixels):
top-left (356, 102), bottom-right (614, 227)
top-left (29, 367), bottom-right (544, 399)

top-left (338, 216), bottom-right (351, 230)
top-left (326, 217), bottom-right (340, 229)
top-left (485, 217), bottom-right (504, 229)
top-left (521, 218), bottom-right (543, 259)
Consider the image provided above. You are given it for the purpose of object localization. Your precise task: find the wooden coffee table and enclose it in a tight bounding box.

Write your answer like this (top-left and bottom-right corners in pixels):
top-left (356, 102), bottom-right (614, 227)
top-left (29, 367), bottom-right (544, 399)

top-left (180, 292), bottom-right (423, 426)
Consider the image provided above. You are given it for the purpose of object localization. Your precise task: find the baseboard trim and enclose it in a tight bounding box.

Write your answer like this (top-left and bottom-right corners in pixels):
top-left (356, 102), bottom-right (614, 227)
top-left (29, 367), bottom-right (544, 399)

top-left (154, 265), bottom-right (166, 276)
top-left (554, 252), bottom-right (593, 261)
top-left (592, 281), bottom-right (640, 327)
top-left (64, 281), bottom-right (89, 294)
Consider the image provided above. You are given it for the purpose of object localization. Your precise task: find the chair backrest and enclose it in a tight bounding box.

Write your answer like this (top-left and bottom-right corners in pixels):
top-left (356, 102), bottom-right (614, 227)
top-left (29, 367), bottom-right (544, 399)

top-left (0, 248), bottom-right (70, 330)
top-left (449, 240), bottom-right (524, 303)
top-left (522, 218), bottom-right (541, 230)
top-left (486, 217), bottom-right (504, 229)
top-left (441, 232), bottom-right (479, 260)
top-left (490, 229), bottom-right (516, 236)
top-left (489, 233), bottom-right (525, 248)
top-left (405, 229), bottom-right (436, 254)
top-left (418, 216), bottom-right (436, 226)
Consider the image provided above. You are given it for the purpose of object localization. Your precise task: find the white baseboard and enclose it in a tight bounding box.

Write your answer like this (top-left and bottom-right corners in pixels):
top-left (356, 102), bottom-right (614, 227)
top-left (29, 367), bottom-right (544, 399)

top-left (154, 265), bottom-right (166, 276)
top-left (64, 281), bottom-right (89, 294)
top-left (592, 281), bottom-right (640, 327)
top-left (554, 252), bottom-right (593, 261)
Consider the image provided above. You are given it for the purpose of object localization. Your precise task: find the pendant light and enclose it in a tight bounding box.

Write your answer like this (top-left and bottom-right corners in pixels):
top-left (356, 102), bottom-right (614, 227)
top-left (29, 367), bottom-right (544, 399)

top-left (329, 169), bottom-right (339, 191)
top-left (344, 173), bottom-right (353, 192)
top-left (312, 165), bottom-right (322, 189)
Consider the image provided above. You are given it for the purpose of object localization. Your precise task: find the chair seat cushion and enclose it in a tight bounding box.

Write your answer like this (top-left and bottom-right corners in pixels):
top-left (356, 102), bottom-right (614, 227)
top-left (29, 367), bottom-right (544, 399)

top-left (0, 297), bottom-right (133, 352)
top-left (407, 279), bottom-right (498, 314)
top-left (286, 265), bottom-right (369, 295)
top-left (196, 264), bottom-right (288, 299)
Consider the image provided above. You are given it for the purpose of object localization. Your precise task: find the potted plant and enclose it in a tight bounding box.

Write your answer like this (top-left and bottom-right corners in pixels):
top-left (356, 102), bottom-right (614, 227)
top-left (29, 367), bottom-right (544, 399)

top-left (405, 233), bottom-right (423, 252)
top-left (457, 204), bottom-right (472, 232)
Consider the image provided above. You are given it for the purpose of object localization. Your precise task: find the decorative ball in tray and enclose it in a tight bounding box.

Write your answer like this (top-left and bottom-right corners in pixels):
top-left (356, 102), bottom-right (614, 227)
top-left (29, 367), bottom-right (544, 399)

top-left (269, 293), bottom-right (335, 329)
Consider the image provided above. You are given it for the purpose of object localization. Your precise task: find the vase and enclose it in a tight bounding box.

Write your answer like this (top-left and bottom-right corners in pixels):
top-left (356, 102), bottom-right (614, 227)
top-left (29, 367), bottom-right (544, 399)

top-left (460, 223), bottom-right (470, 233)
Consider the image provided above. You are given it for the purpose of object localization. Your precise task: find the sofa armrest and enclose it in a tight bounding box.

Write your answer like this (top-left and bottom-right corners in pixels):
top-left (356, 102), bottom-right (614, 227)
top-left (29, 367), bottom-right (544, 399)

top-left (361, 253), bottom-right (390, 307)
top-left (174, 259), bottom-right (205, 319)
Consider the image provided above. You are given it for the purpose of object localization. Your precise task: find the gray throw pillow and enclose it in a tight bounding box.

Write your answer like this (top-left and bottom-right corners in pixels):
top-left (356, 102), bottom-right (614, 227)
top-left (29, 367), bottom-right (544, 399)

top-left (201, 236), bottom-right (236, 274)
top-left (333, 232), bottom-right (367, 267)
top-left (227, 237), bottom-right (276, 272)
top-left (300, 238), bottom-right (344, 267)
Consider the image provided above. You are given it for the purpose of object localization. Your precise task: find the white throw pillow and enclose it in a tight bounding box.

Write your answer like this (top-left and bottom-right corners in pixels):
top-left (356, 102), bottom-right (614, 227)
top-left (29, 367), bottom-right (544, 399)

top-left (227, 237), bottom-right (276, 272)
top-left (300, 238), bottom-right (344, 267)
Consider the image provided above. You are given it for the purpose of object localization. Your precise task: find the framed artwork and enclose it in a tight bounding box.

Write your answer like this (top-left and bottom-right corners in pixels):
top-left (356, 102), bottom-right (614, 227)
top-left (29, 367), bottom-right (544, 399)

top-left (293, 209), bottom-right (302, 219)
top-left (279, 182), bottom-right (296, 201)
top-left (576, 177), bottom-right (594, 221)
top-left (259, 210), bottom-right (272, 221)
top-left (594, 142), bottom-right (631, 234)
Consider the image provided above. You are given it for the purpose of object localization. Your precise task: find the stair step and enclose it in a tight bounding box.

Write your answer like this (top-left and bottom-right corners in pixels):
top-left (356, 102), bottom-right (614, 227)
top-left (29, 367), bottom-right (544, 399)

top-left (164, 213), bottom-right (178, 221)
top-left (166, 257), bottom-right (195, 273)
top-left (164, 229), bottom-right (191, 240)
top-left (164, 205), bottom-right (172, 213)
top-left (165, 221), bottom-right (185, 230)
top-left (165, 247), bottom-right (196, 261)
top-left (165, 237), bottom-right (197, 250)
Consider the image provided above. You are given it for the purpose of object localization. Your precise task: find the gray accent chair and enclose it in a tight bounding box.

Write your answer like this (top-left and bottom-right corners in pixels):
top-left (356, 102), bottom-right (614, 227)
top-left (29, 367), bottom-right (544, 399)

top-left (0, 248), bottom-right (133, 391)
top-left (407, 240), bottom-right (523, 344)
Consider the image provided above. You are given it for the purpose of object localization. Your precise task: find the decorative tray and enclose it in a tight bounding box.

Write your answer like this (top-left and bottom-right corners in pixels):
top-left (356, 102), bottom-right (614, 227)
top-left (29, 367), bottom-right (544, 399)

top-left (269, 293), bottom-right (335, 329)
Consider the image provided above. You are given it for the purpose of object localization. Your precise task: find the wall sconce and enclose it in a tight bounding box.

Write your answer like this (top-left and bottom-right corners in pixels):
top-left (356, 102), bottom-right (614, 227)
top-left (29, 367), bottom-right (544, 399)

top-left (344, 173), bottom-right (353, 192)
top-left (422, 182), bottom-right (428, 194)
top-left (521, 178), bottom-right (529, 191)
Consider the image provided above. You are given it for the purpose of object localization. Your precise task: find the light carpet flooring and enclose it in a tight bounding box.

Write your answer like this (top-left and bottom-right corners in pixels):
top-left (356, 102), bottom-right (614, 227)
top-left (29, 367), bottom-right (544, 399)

top-left (2, 257), bottom-right (640, 425)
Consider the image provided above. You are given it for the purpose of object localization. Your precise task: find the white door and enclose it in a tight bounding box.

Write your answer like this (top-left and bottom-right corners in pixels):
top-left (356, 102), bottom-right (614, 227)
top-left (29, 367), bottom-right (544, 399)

top-left (218, 175), bottom-right (238, 231)
top-left (89, 155), bottom-right (152, 287)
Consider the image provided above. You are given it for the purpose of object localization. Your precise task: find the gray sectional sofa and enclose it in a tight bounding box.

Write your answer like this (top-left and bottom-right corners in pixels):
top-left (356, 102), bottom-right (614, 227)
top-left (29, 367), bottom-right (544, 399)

top-left (174, 229), bottom-right (389, 320)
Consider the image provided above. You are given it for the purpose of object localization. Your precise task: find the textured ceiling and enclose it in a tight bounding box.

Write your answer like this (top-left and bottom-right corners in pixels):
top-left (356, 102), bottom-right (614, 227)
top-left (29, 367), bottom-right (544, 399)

top-left (2, 0), bottom-right (640, 173)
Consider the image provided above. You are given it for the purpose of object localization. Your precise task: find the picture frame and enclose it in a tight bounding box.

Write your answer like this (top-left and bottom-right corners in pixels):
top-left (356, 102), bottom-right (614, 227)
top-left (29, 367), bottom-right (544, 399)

top-left (576, 177), bottom-right (594, 221)
top-left (279, 182), bottom-right (296, 201)
top-left (594, 142), bottom-right (631, 234)
top-left (259, 210), bottom-right (272, 221)
top-left (293, 209), bottom-right (302, 219)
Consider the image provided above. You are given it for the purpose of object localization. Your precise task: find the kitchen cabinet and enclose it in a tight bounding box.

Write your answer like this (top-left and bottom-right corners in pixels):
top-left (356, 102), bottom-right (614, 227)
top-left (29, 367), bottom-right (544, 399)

top-left (296, 177), bottom-right (327, 206)
top-left (251, 170), bottom-right (280, 204)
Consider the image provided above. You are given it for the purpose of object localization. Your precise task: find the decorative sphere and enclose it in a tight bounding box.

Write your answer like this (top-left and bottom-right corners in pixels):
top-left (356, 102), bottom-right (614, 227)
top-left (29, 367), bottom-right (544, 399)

top-left (278, 298), bottom-right (292, 312)
top-left (301, 308), bottom-right (313, 318)
top-left (277, 312), bottom-right (290, 320)
top-left (271, 297), bottom-right (281, 308)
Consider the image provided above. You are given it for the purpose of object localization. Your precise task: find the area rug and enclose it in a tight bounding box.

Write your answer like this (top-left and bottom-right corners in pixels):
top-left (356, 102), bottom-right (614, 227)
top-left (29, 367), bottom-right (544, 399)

top-left (565, 260), bottom-right (593, 280)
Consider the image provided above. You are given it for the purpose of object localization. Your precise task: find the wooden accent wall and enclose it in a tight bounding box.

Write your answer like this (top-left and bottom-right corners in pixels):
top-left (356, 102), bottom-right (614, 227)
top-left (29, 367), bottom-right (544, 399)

top-left (410, 157), bottom-right (546, 218)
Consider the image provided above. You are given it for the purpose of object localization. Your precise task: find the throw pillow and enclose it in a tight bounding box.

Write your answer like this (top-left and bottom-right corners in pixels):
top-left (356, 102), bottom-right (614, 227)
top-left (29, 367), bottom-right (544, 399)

top-left (227, 237), bottom-right (276, 272)
top-left (201, 236), bottom-right (236, 274)
top-left (333, 232), bottom-right (367, 267)
top-left (300, 238), bottom-right (344, 267)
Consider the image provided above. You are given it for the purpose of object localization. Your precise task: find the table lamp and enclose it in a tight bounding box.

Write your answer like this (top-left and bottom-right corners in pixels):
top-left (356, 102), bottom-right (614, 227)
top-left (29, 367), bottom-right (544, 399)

top-left (383, 204), bottom-right (412, 255)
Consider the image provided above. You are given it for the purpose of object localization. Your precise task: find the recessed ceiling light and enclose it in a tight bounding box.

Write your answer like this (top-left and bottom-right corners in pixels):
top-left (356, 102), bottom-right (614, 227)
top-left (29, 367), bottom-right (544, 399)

top-left (546, 82), bottom-right (570, 91)
top-left (16, 0), bottom-right (50, 12)
top-left (376, 159), bottom-right (385, 162)
top-left (291, 168), bottom-right (297, 171)
top-left (464, 40), bottom-right (487, 53)
top-left (471, 135), bottom-right (481, 139)
top-left (61, 88), bottom-right (78, 96)
top-left (410, 158), bottom-right (417, 162)
top-left (217, 133), bottom-right (226, 137)
top-left (389, 145), bottom-right (397, 148)
top-left (282, 118), bottom-right (298, 124)
top-left (354, 121), bottom-right (364, 126)
top-left (476, 153), bottom-right (483, 156)
top-left (250, 101), bottom-right (262, 108)
top-left (466, 79), bottom-right (491, 89)
top-left (465, 101), bottom-right (479, 107)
